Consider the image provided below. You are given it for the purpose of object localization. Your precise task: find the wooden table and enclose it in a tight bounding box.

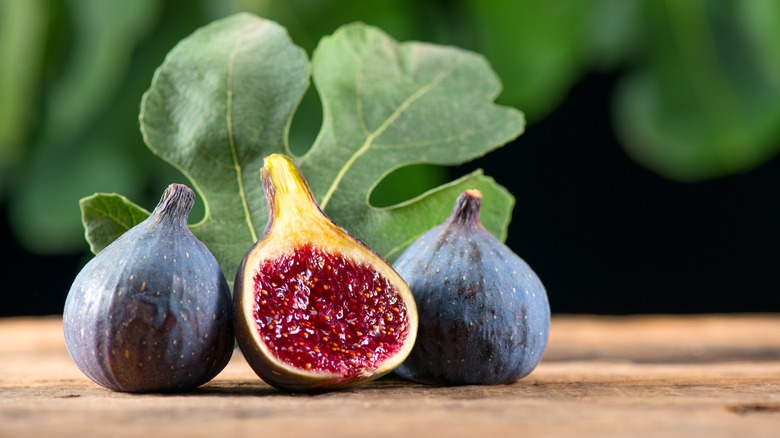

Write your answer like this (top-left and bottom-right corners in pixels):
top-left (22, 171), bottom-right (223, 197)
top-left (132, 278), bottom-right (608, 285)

top-left (2, 314), bottom-right (779, 437)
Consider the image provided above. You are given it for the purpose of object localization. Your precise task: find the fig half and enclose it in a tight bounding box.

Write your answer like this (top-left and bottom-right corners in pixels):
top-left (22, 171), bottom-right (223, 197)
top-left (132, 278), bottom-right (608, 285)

top-left (234, 154), bottom-right (418, 392)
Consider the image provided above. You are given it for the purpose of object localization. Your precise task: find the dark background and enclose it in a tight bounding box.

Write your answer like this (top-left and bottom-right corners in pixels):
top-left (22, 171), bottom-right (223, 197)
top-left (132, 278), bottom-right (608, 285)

top-left (4, 70), bottom-right (779, 317)
top-left (458, 71), bottom-right (780, 315)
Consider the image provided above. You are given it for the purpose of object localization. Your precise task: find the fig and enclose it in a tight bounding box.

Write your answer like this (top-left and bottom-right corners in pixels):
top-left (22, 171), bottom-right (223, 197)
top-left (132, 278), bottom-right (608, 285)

top-left (233, 154), bottom-right (418, 392)
top-left (63, 183), bottom-right (234, 393)
top-left (392, 189), bottom-right (550, 385)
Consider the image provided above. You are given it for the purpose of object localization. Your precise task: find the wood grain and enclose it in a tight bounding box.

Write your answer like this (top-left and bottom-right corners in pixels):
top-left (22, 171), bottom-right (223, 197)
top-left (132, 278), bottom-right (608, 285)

top-left (2, 314), bottom-right (779, 437)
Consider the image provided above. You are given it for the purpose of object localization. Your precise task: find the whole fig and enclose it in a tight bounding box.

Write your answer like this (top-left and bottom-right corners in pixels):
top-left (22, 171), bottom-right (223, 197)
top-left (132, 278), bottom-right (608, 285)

top-left (63, 183), bottom-right (234, 393)
top-left (392, 189), bottom-right (550, 385)
top-left (233, 154), bottom-right (418, 392)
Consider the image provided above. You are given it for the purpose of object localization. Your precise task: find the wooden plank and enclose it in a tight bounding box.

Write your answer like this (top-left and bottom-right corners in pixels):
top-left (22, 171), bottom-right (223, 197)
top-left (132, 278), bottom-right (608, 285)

top-left (1, 315), bottom-right (779, 437)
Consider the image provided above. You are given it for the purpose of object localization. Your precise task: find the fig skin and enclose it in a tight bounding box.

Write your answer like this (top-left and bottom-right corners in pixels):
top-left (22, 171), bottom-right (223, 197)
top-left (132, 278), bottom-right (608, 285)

top-left (233, 154), bottom-right (418, 392)
top-left (63, 183), bottom-right (234, 393)
top-left (392, 189), bottom-right (550, 385)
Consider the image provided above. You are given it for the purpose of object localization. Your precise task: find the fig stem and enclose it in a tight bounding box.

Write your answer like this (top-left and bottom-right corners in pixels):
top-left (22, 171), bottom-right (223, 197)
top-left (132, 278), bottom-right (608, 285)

top-left (152, 183), bottom-right (195, 223)
top-left (449, 189), bottom-right (484, 229)
top-left (262, 154), bottom-right (320, 222)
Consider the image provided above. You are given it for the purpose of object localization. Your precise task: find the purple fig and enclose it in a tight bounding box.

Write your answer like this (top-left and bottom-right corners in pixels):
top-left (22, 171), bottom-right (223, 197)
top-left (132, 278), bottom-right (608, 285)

top-left (63, 183), bottom-right (234, 393)
top-left (392, 189), bottom-right (550, 385)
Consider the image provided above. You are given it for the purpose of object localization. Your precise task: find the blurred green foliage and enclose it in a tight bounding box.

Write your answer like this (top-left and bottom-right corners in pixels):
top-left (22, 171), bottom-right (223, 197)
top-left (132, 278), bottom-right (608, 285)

top-left (1, 0), bottom-right (779, 256)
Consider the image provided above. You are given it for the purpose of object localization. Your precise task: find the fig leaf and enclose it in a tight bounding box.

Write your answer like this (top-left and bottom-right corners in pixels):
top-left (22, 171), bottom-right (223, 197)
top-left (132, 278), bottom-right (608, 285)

top-left (80, 13), bottom-right (523, 283)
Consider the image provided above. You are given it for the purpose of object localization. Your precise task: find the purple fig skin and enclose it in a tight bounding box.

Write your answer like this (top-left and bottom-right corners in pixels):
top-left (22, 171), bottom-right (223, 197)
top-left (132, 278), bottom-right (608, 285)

top-left (63, 184), bottom-right (234, 393)
top-left (392, 189), bottom-right (550, 385)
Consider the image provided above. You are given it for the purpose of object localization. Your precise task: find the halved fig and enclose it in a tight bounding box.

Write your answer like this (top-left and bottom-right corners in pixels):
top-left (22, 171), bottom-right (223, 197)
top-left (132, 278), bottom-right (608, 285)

top-left (233, 154), bottom-right (418, 392)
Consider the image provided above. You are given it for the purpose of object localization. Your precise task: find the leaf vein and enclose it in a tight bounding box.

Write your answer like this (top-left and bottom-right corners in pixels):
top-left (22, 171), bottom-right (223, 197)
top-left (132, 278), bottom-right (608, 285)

top-left (319, 59), bottom-right (464, 210)
top-left (372, 119), bottom-right (513, 150)
top-left (227, 43), bottom-right (258, 243)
